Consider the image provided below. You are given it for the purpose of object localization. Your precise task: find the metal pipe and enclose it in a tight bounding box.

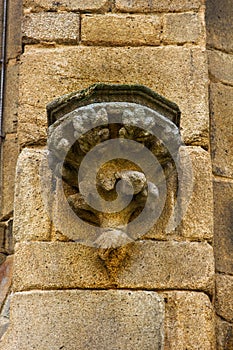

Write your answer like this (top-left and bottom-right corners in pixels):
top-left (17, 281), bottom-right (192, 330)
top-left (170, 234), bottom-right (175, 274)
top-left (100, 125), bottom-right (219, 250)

top-left (0, 0), bottom-right (8, 143)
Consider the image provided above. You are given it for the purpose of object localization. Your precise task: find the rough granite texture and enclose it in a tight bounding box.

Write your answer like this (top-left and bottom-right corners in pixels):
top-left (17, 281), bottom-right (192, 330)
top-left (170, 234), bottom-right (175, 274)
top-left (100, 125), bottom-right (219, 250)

top-left (210, 82), bottom-right (233, 177)
top-left (206, 0), bottom-right (233, 53)
top-left (213, 180), bottom-right (233, 275)
top-left (82, 14), bottom-right (161, 46)
top-left (4, 60), bottom-right (19, 134)
top-left (215, 274), bottom-right (233, 323)
top-left (13, 241), bottom-right (214, 293)
top-left (208, 49), bottom-right (233, 85)
top-left (18, 46), bottom-right (209, 147)
top-left (216, 316), bottom-right (233, 350)
top-left (22, 12), bottom-right (80, 44)
top-left (177, 146), bottom-right (213, 241)
top-left (162, 291), bottom-right (215, 350)
top-left (0, 136), bottom-right (19, 219)
top-left (0, 290), bottom-right (164, 350)
top-left (23, 0), bottom-right (110, 12)
top-left (13, 149), bottom-right (51, 242)
top-left (162, 12), bottom-right (203, 44)
top-left (115, 0), bottom-right (203, 12)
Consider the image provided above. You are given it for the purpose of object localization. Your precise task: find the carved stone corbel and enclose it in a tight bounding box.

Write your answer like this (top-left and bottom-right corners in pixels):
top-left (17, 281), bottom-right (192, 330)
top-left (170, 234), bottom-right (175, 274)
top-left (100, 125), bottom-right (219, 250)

top-left (47, 84), bottom-right (181, 266)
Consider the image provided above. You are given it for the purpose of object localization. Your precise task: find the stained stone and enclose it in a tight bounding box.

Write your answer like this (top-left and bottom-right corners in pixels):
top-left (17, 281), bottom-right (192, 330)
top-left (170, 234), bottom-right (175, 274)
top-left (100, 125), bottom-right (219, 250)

top-left (13, 241), bottom-right (214, 293)
top-left (0, 290), bottom-right (164, 350)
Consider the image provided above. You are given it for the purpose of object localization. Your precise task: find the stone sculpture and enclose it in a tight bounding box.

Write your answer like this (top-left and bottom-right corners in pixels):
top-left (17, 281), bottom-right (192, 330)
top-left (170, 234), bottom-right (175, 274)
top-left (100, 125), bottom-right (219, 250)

top-left (47, 84), bottom-right (181, 261)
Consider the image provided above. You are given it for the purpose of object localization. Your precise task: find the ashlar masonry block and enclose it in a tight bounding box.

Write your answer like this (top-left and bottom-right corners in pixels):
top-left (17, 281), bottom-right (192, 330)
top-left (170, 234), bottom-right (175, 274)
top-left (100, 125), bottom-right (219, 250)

top-left (178, 147), bottom-right (213, 241)
top-left (162, 12), bottom-right (203, 44)
top-left (13, 148), bottom-right (52, 242)
top-left (213, 180), bottom-right (233, 275)
top-left (23, 0), bottom-right (109, 12)
top-left (0, 136), bottom-right (19, 219)
top-left (18, 46), bottom-right (209, 147)
top-left (215, 274), bottom-right (233, 323)
top-left (0, 290), bottom-right (164, 350)
top-left (22, 12), bottom-right (80, 44)
top-left (82, 14), bottom-right (161, 46)
top-left (210, 82), bottom-right (233, 177)
top-left (162, 291), bottom-right (215, 350)
top-left (13, 241), bottom-right (214, 293)
top-left (115, 0), bottom-right (203, 12)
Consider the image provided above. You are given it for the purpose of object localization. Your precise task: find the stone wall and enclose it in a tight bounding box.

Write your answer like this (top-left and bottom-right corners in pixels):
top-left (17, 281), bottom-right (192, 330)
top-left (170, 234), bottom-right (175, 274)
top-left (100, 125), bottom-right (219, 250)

top-left (0, 0), bottom-right (227, 348)
top-left (206, 0), bottom-right (233, 348)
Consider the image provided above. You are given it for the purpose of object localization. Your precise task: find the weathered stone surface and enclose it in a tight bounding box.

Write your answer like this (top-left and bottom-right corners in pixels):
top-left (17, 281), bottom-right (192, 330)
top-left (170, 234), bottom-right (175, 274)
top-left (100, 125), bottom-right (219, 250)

top-left (115, 0), bottom-right (202, 12)
top-left (23, 0), bottom-right (109, 12)
top-left (19, 46), bottom-right (209, 147)
top-left (144, 146), bottom-right (213, 241)
top-left (163, 12), bottom-right (203, 44)
top-left (13, 148), bottom-right (51, 242)
top-left (13, 241), bottom-right (214, 292)
top-left (162, 291), bottom-right (215, 349)
top-left (213, 180), bottom-right (233, 275)
top-left (0, 220), bottom-right (14, 255)
top-left (0, 290), bottom-right (164, 350)
top-left (82, 14), bottom-right (161, 45)
top-left (210, 83), bottom-right (233, 177)
top-left (215, 274), bottom-right (233, 323)
top-left (178, 147), bottom-right (213, 241)
top-left (143, 170), bottom-right (177, 240)
top-left (206, 0), bottom-right (233, 53)
top-left (3, 60), bottom-right (19, 134)
top-left (0, 257), bottom-right (13, 310)
top-left (0, 136), bottom-right (19, 219)
top-left (216, 316), bottom-right (233, 350)
top-left (6, 0), bottom-right (22, 59)
top-left (208, 49), bottom-right (233, 85)
top-left (22, 13), bottom-right (80, 44)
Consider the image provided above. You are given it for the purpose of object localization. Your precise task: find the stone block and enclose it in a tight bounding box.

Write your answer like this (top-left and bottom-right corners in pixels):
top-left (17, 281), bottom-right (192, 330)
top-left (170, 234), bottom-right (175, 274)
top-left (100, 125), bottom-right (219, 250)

top-left (178, 147), bottom-right (213, 241)
top-left (17, 104), bottom-right (48, 146)
top-left (82, 14), bottom-right (161, 45)
top-left (213, 180), bottom-right (233, 275)
top-left (3, 60), bottom-right (19, 134)
top-left (18, 46), bottom-right (209, 147)
top-left (0, 290), bottom-right (164, 350)
top-left (6, 0), bottom-right (22, 60)
top-left (162, 12), bottom-right (203, 44)
top-left (0, 257), bottom-right (13, 311)
top-left (13, 241), bottom-right (214, 293)
top-left (208, 49), bottom-right (233, 85)
top-left (23, 0), bottom-right (110, 12)
top-left (144, 147), bottom-right (213, 241)
top-left (215, 274), bottom-right (233, 323)
top-left (13, 148), bottom-right (52, 242)
top-left (210, 83), bottom-right (233, 177)
top-left (216, 316), bottom-right (233, 350)
top-left (206, 0), bottom-right (233, 53)
top-left (115, 0), bottom-right (202, 12)
top-left (22, 13), bottom-right (80, 44)
top-left (143, 169), bottom-right (178, 240)
top-left (0, 136), bottom-right (19, 220)
top-left (162, 291), bottom-right (215, 349)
